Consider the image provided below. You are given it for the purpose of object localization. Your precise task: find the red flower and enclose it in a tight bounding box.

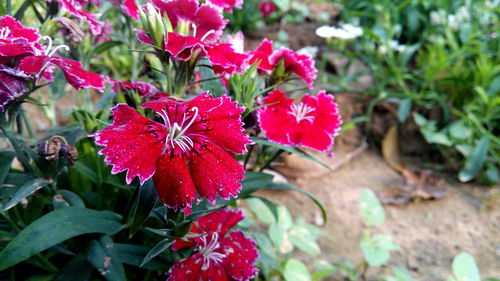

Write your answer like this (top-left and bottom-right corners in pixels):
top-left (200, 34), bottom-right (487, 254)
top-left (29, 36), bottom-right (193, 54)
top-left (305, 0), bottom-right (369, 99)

top-left (0, 67), bottom-right (29, 110)
top-left (247, 38), bottom-right (274, 72)
top-left (247, 39), bottom-right (317, 88)
top-left (57, 0), bottom-right (107, 36)
top-left (168, 208), bottom-right (259, 281)
top-left (258, 89), bottom-right (342, 152)
top-left (164, 32), bottom-right (248, 75)
top-left (259, 1), bottom-right (276, 17)
top-left (93, 94), bottom-right (252, 210)
top-left (269, 47), bottom-right (317, 89)
top-left (152, 0), bottom-right (227, 41)
top-left (121, 0), bottom-right (140, 20)
top-left (0, 15), bottom-right (43, 58)
top-left (111, 80), bottom-right (168, 99)
top-left (19, 55), bottom-right (106, 91)
top-left (207, 0), bottom-right (244, 12)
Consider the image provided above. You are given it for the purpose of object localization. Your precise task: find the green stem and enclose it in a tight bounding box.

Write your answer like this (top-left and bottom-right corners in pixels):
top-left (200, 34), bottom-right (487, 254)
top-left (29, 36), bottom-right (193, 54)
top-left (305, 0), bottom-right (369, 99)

top-left (259, 149), bottom-right (284, 172)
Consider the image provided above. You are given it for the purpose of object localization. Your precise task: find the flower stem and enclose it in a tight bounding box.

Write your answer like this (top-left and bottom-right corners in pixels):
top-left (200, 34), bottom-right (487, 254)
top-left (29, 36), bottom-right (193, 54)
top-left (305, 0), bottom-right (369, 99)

top-left (259, 149), bottom-right (285, 172)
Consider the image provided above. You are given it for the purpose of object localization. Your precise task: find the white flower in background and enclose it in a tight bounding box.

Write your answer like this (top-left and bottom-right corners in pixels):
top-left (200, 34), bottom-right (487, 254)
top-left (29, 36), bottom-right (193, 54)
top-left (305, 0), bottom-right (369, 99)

top-left (430, 9), bottom-right (446, 25)
top-left (389, 40), bottom-right (407, 52)
top-left (456, 6), bottom-right (470, 22)
top-left (447, 14), bottom-right (459, 31)
top-left (297, 46), bottom-right (319, 58)
top-left (315, 23), bottom-right (363, 40)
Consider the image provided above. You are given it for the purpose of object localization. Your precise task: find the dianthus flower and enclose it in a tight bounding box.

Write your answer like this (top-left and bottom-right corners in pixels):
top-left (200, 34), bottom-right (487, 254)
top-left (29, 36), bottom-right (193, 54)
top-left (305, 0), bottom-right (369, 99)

top-left (53, 0), bottom-right (108, 37)
top-left (258, 89), bottom-right (342, 152)
top-left (93, 93), bottom-right (252, 210)
top-left (247, 39), bottom-right (317, 89)
top-left (206, 0), bottom-right (243, 12)
top-left (259, 1), bottom-right (276, 17)
top-left (152, 0), bottom-right (227, 41)
top-left (168, 208), bottom-right (258, 281)
top-left (0, 15), bottom-right (105, 110)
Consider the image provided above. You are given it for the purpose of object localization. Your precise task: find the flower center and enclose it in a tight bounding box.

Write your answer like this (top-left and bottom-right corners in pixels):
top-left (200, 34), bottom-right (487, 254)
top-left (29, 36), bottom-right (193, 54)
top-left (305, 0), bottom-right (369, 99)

top-left (0, 27), bottom-right (11, 39)
top-left (158, 106), bottom-right (199, 153)
top-left (198, 232), bottom-right (227, 271)
top-left (288, 102), bottom-right (315, 123)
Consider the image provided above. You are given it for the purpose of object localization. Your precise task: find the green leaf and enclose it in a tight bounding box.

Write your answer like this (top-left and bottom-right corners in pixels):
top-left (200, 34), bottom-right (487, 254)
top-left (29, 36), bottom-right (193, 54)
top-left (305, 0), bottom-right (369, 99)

top-left (87, 236), bottom-right (126, 281)
top-left (398, 98), bottom-right (412, 122)
top-left (253, 233), bottom-right (276, 259)
top-left (0, 207), bottom-right (123, 270)
top-left (55, 255), bottom-right (93, 281)
top-left (246, 197), bottom-right (277, 224)
top-left (140, 238), bottom-right (173, 267)
top-left (128, 180), bottom-right (158, 237)
top-left (199, 58), bottom-right (223, 96)
top-left (289, 225), bottom-right (321, 256)
top-left (239, 171), bottom-right (274, 198)
top-left (114, 244), bottom-right (167, 271)
top-left (391, 266), bottom-right (415, 281)
top-left (459, 136), bottom-right (490, 182)
top-left (358, 189), bottom-right (385, 227)
top-left (312, 260), bottom-right (336, 281)
top-left (73, 162), bottom-right (98, 184)
top-left (57, 190), bottom-right (85, 208)
top-left (3, 178), bottom-right (52, 211)
top-left (283, 258), bottom-right (311, 281)
top-left (277, 205), bottom-right (293, 230)
top-left (251, 137), bottom-right (332, 170)
top-left (268, 222), bottom-right (291, 254)
top-left (452, 252), bottom-right (480, 281)
top-left (0, 151), bottom-right (15, 185)
top-left (267, 183), bottom-right (327, 224)
top-left (360, 233), bottom-right (399, 266)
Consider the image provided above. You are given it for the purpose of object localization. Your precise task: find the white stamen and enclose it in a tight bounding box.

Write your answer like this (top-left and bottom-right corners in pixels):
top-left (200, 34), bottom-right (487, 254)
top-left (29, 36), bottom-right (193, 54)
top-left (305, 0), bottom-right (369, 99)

top-left (288, 102), bottom-right (315, 123)
top-left (39, 35), bottom-right (69, 57)
top-left (200, 30), bottom-right (216, 42)
top-left (160, 107), bottom-right (199, 153)
top-left (41, 36), bottom-right (53, 55)
top-left (0, 27), bottom-right (11, 39)
top-left (199, 233), bottom-right (227, 271)
top-left (47, 45), bottom-right (69, 56)
top-left (191, 23), bottom-right (198, 38)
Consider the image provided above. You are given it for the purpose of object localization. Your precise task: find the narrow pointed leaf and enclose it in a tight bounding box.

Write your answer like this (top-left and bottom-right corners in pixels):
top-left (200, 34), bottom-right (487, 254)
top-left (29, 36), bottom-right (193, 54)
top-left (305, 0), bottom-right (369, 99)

top-left (140, 238), bottom-right (173, 267)
top-left (0, 151), bottom-right (16, 184)
top-left (86, 236), bottom-right (126, 281)
top-left (0, 207), bottom-right (123, 270)
top-left (4, 178), bottom-right (52, 211)
top-left (128, 179), bottom-right (158, 237)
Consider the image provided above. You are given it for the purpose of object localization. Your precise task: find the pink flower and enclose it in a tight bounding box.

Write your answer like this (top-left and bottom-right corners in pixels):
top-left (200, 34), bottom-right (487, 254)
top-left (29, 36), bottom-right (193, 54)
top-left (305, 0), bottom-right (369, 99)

top-left (259, 1), bottom-right (276, 17)
top-left (19, 55), bottom-right (106, 91)
top-left (121, 0), bottom-right (140, 20)
top-left (258, 89), bottom-right (342, 152)
top-left (57, 0), bottom-right (106, 36)
top-left (93, 94), bottom-right (252, 210)
top-left (207, 0), bottom-right (244, 12)
top-left (168, 208), bottom-right (259, 281)
top-left (247, 39), bottom-right (317, 88)
top-left (0, 15), bottom-right (43, 58)
top-left (269, 47), bottom-right (317, 89)
top-left (111, 80), bottom-right (168, 99)
top-left (247, 38), bottom-right (274, 72)
top-left (164, 32), bottom-right (248, 75)
top-left (152, 0), bottom-right (227, 41)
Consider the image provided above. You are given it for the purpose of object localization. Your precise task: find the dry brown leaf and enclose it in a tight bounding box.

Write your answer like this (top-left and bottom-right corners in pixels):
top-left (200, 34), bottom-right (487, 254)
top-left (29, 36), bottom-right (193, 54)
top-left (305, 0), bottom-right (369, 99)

top-left (379, 186), bottom-right (413, 205)
top-left (382, 125), bottom-right (405, 173)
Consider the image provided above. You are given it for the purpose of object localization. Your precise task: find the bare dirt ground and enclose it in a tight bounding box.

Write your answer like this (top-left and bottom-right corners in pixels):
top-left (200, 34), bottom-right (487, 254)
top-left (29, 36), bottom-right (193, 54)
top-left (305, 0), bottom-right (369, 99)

top-left (257, 94), bottom-right (500, 281)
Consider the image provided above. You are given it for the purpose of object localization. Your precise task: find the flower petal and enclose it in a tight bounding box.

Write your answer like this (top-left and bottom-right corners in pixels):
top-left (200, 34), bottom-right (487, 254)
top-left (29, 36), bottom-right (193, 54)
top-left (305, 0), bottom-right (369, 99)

top-left (257, 90), bottom-right (295, 145)
top-left (221, 231), bottom-right (259, 281)
top-left (153, 153), bottom-right (197, 210)
top-left (93, 104), bottom-right (165, 184)
top-left (269, 47), bottom-right (317, 89)
top-left (187, 93), bottom-right (251, 154)
top-left (0, 68), bottom-right (28, 111)
top-left (197, 208), bottom-right (244, 236)
top-left (247, 38), bottom-right (274, 72)
top-left (188, 142), bottom-right (244, 203)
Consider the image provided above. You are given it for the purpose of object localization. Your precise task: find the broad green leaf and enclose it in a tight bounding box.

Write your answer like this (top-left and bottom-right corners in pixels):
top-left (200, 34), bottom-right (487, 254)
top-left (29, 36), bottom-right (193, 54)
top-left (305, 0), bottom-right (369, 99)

top-left (87, 236), bottom-right (126, 281)
top-left (283, 258), bottom-right (311, 281)
top-left (4, 178), bottom-right (52, 211)
top-left (128, 179), bottom-right (158, 237)
top-left (398, 98), bottom-right (412, 122)
top-left (114, 244), bottom-right (167, 271)
top-left (73, 162), bottom-right (98, 183)
top-left (253, 233), bottom-right (276, 259)
top-left (239, 172), bottom-right (274, 198)
top-left (277, 205), bottom-right (293, 230)
top-left (360, 233), bottom-right (399, 266)
top-left (312, 260), bottom-right (336, 281)
top-left (452, 253), bottom-right (480, 281)
top-left (266, 183), bottom-right (327, 224)
top-left (391, 266), bottom-right (415, 281)
top-left (251, 137), bottom-right (331, 170)
top-left (140, 238), bottom-right (173, 267)
top-left (0, 151), bottom-right (15, 185)
top-left (289, 225), bottom-right (321, 256)
top-left (0, 207), bottom-right (123, 270)
top-left (246, 197), bottom-right (276, 224)
top-left (459, 137), bottom-right (490, 182)
top-left (57, 190), bottom-right (85, 208)
top-left (55, 255), bottom-right (93, 281)
top-left (358, 189), bottom-right (385, 227)
top-left (268, 222), bottom-right (292, 254)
